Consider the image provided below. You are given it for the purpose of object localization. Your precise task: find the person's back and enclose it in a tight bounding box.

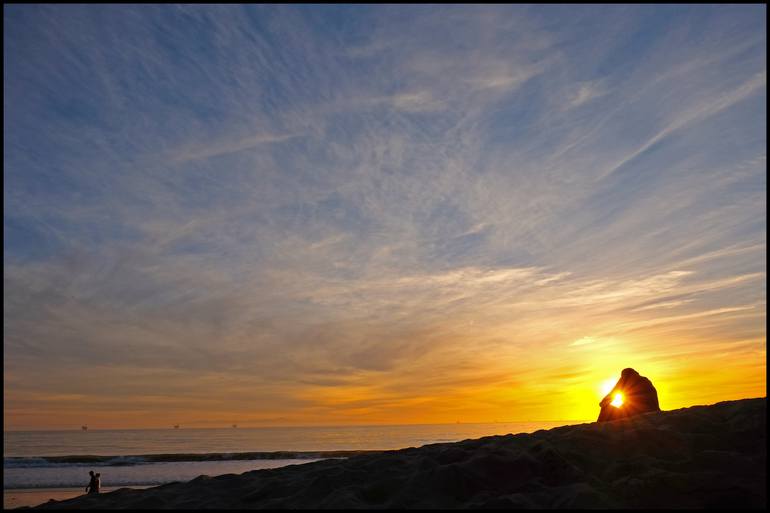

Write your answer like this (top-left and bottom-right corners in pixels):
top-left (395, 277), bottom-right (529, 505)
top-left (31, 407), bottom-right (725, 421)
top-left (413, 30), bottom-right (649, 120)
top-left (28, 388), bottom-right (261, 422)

top-left (624, 375), bottom-right (660, 412)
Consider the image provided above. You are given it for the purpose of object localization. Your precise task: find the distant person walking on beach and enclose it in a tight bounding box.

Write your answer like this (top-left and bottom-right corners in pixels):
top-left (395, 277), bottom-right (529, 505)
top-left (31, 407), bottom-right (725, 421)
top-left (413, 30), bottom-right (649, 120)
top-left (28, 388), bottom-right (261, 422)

top-left (85, 470), bottom-right (101, 494)
top-left (598, 368), bottom-right (660, 422)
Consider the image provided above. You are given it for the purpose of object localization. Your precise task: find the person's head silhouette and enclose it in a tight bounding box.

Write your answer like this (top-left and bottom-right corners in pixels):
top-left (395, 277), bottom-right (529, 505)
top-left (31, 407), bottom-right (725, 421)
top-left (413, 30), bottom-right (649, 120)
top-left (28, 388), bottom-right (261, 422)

top-left (621, 368), bottom-right (639, 379)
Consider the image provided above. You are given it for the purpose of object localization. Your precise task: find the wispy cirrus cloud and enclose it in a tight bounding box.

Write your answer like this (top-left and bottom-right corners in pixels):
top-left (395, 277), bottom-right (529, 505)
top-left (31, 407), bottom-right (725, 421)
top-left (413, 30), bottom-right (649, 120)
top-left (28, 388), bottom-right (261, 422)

top-left (4, 4), bottom-right (765, 429)
top-left (168, 132), bottom-right (301, 163)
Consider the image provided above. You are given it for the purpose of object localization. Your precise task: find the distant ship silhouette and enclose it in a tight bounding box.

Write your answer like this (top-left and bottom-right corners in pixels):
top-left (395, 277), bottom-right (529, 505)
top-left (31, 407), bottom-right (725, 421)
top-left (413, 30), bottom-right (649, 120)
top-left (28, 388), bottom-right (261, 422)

top-left (232, 424), bottom-right (237, 428)
top-left (81, 425), bottom-right (88, 431)
top-left (173, 424), bottom-right (180, 429)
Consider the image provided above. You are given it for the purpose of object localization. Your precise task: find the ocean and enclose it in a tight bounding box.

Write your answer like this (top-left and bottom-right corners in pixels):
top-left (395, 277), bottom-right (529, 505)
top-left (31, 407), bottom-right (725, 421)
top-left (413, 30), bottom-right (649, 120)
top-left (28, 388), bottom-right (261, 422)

top-left (4, 421), bottom-right (576, 507)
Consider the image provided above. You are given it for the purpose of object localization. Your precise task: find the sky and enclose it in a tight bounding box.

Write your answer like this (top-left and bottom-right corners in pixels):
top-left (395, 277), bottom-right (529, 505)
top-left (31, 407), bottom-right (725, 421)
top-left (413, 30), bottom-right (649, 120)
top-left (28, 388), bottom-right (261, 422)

top-left (4, 4), bottom-right (766, 430)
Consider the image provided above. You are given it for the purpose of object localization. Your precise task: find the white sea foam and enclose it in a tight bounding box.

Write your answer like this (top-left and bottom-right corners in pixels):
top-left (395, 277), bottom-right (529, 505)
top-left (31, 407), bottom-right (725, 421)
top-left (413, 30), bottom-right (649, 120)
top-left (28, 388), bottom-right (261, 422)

top-left (3, 459), bottom-right (321, 489)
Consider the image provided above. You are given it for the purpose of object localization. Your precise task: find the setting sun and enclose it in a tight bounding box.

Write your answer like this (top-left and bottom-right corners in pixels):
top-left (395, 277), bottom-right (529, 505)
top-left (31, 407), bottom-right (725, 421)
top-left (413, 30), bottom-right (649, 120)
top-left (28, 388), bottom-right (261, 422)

top-left (611, 393), bottom-right (624, 408)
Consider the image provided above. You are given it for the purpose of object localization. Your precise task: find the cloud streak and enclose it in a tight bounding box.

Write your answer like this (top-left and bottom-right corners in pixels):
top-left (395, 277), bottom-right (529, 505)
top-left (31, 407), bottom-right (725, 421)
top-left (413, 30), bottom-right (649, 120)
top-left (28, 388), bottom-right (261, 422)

top-left (168, 132), bottom-right (301, 163)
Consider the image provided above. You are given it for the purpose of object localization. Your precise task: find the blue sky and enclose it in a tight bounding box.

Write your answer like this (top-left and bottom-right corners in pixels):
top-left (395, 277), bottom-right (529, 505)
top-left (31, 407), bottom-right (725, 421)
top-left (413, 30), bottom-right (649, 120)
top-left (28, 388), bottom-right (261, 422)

top-left (4, 5), bottom-right (766, 429)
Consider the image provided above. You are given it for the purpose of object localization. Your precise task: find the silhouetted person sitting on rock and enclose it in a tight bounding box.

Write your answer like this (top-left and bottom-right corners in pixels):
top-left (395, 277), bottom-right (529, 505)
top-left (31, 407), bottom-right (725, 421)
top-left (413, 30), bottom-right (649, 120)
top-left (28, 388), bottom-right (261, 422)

top-left (598, 368), bottom-right (660, 422)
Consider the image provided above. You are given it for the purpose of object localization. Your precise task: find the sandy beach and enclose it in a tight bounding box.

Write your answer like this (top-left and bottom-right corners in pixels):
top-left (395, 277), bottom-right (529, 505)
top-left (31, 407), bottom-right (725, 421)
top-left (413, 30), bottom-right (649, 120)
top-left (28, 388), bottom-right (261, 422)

top-left (22, 397), bottom-right (765, 509)
top-left (4, 487), bottom-right (155, 510)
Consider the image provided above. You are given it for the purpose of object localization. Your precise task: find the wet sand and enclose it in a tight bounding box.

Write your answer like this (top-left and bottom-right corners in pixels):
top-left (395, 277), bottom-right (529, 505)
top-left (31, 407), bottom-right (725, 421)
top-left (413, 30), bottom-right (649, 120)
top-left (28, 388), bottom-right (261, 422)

top-left (4, 487), bottom-right (152, 509)
top-left (24, 397), bottom-right (767, 509)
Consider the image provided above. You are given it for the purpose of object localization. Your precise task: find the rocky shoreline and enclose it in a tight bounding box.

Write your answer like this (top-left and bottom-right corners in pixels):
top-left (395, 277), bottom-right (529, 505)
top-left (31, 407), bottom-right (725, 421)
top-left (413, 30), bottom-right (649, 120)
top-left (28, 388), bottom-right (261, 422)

top-left (29, 398), bottom-right (766, 509)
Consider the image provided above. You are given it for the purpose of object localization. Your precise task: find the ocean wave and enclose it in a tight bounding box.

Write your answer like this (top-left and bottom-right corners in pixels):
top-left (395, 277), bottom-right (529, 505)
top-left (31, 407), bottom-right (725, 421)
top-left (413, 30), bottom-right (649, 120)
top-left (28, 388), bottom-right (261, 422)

top-left (3, 457), bottom-right (330, 490)
top-left (4, 450), bottom-right (379, 469)
top-left (4, 478), bottom-right (171, 489)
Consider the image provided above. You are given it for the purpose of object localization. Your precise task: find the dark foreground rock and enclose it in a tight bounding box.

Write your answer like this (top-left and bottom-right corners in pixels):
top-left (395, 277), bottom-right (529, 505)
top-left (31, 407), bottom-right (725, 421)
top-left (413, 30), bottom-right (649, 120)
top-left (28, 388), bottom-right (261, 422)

top-left (30, 398), bottom-right (766, 509)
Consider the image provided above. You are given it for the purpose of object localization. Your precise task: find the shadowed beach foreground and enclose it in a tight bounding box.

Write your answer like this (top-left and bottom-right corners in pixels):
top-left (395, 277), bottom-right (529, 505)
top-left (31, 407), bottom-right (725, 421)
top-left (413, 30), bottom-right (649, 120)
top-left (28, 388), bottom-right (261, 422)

top-left (30, 398), bottom-right (766, 509)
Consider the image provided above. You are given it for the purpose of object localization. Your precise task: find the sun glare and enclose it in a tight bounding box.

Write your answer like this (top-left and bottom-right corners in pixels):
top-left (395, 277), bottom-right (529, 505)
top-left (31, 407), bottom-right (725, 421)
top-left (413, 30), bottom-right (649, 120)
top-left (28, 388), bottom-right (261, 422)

top-left (611, 392), bottom-right (624, 408)
top-left (600, 377), bottom-right (618, 396)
